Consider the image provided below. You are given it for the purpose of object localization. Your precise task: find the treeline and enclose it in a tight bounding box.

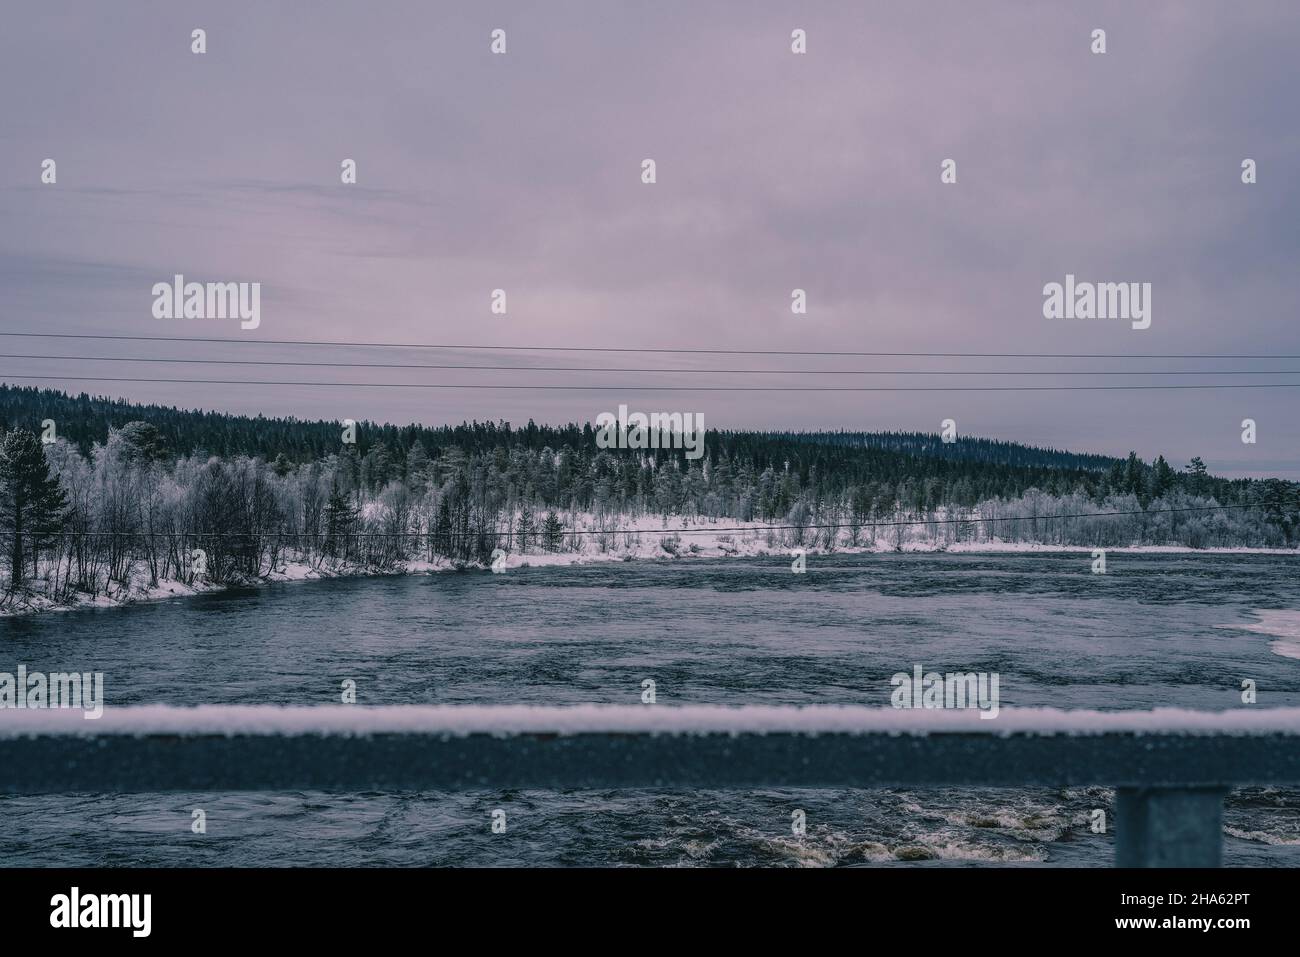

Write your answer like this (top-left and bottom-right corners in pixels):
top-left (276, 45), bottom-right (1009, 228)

top-left (1, 385), bottom-right (1299, 603)
top-left (0, 384), bottom-right (1274, 506)
top-left (776, 430), bottom-right (1117, 471)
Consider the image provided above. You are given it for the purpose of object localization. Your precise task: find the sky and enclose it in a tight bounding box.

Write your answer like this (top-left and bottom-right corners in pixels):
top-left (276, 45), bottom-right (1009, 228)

top-left (2, 1), bottom-right (1298, 477)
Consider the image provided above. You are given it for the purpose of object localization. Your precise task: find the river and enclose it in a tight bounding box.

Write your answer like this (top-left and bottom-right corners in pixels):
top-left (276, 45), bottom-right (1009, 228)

top-left (2, 552), bottom-right (1298, 866)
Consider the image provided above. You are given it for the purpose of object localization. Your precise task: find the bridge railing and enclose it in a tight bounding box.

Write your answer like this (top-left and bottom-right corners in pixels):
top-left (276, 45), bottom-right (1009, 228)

top-left (3, 705), bottom-right (1299, 867)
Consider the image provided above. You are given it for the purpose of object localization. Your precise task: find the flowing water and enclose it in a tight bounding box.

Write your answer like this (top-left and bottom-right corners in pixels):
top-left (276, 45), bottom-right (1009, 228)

top-left (2, 552), bottom-right (1298, 866)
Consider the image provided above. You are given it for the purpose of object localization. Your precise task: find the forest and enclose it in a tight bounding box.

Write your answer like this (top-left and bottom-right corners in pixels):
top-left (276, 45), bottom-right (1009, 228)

top-left (1, 383), bottom-right (1297, 605)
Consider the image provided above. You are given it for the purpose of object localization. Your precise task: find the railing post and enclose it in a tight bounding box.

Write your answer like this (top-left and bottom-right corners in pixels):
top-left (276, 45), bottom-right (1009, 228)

top-left (1115, 787), bottom-right (1228, 867)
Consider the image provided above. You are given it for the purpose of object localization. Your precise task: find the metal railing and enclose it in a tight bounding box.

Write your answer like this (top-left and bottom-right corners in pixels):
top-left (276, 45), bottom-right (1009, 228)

top-left (3, 705), bottom-right (1299, 867)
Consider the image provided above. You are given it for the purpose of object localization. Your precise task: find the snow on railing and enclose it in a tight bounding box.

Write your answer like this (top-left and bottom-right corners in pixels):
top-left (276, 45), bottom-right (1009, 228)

top-left (4, 703), bottom-right (1300, 736)
top-left (3, 705), bottom-right (1299, 867)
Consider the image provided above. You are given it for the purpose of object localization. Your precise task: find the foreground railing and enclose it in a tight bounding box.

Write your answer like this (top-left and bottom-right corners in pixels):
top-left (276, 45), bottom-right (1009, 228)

top-left (3, 705), bottom-right (1299, 867)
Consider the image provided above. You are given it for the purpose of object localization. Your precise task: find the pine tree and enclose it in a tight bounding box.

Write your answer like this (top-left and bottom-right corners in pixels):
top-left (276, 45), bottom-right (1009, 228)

top-left (361, 442), bottom-right (393, 492)
top-left (1149, 455), bottom-right (1175, 500)
top-left (117, 420), bottom-right (167, 464)
top-left (405, 440), bottom-right (431, 492)
top-left (1122, 452), bottom-right (1145, 496)
top-left (431, 495), bottom-right (453, 558)
top-left (542, 510), bottom-right (564, 551)
top-left (517, 509), bottom-right (536, 550)
top-left (322, 486), bottom-right (357, 561)
top-left (0, 430), bottom-right (69, 590)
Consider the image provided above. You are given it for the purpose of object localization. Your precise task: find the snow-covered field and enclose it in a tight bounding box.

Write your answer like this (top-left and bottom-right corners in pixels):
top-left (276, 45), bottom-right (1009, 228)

top-left (2, 511), bottom-right (1296, 618)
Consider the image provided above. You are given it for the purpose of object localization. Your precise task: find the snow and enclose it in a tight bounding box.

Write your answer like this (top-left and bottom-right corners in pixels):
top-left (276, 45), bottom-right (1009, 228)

top-left (2, 704), bottom-right (1297, 738)
top-left (0, 554), bottom-right (448, 617)
top-left (1221, 609), bottom-right (1300, 661)
top-left (4, 510), bottom-right (1296, 618)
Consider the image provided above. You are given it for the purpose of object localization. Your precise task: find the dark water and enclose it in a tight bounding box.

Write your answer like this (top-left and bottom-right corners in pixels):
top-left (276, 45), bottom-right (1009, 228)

top-left (2, 552), bottom-right (1299, 866)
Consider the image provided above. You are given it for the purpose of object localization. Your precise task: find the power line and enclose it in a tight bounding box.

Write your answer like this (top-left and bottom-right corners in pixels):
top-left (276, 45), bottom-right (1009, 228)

top-left (5, 354), bottom-right (1300, 376)
top-left (2, 331), bottom-right (1298, 360)
top-left (7, 373), bottom-right (1300, 392)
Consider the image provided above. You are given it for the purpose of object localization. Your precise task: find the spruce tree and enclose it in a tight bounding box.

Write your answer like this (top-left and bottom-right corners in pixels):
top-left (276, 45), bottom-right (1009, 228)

top-left (542, 510), bottom-right (564, 551)
top-left (0, 430), bottom-right (69, 590)
top-left (322, 486), bottom-right (357, 561)
top-left (405, 440), bottom-right (431, 491)
top-left (1149, 455), bottom-right (1175, 500)
top-left (517, 509), bottom-right (536, 550)
top-left (117, 421), bottom-right (167, 464)
top-left (1185, 457), bottom-right (1209, 495)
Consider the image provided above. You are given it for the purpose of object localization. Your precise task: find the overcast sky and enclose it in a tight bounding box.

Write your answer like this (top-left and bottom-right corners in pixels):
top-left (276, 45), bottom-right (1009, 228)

top-left (2, 1), bottom-right (1297, 476)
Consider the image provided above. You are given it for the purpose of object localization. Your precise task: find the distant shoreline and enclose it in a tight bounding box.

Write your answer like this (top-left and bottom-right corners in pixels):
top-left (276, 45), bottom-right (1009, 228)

top-left (3, 528), bottom-right (1296, 619)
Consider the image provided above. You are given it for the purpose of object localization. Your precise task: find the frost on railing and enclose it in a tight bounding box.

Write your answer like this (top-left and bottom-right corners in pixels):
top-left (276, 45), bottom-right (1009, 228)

top-left (3, 705), bottom-right (1299, 867)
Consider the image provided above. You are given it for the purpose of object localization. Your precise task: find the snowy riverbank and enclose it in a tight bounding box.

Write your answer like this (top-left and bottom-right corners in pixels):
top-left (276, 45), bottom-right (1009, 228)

top-left (2, 513), bottom-right (1296, 618)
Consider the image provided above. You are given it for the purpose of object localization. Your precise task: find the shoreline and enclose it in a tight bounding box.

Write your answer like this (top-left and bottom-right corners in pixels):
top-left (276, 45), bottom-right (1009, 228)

top-left (2, 522), bottom-right (1297, 619)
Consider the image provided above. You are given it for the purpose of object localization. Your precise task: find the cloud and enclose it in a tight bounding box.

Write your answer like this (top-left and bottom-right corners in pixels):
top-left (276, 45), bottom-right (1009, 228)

top-left (0, 1), bottom-right (1296, 476)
